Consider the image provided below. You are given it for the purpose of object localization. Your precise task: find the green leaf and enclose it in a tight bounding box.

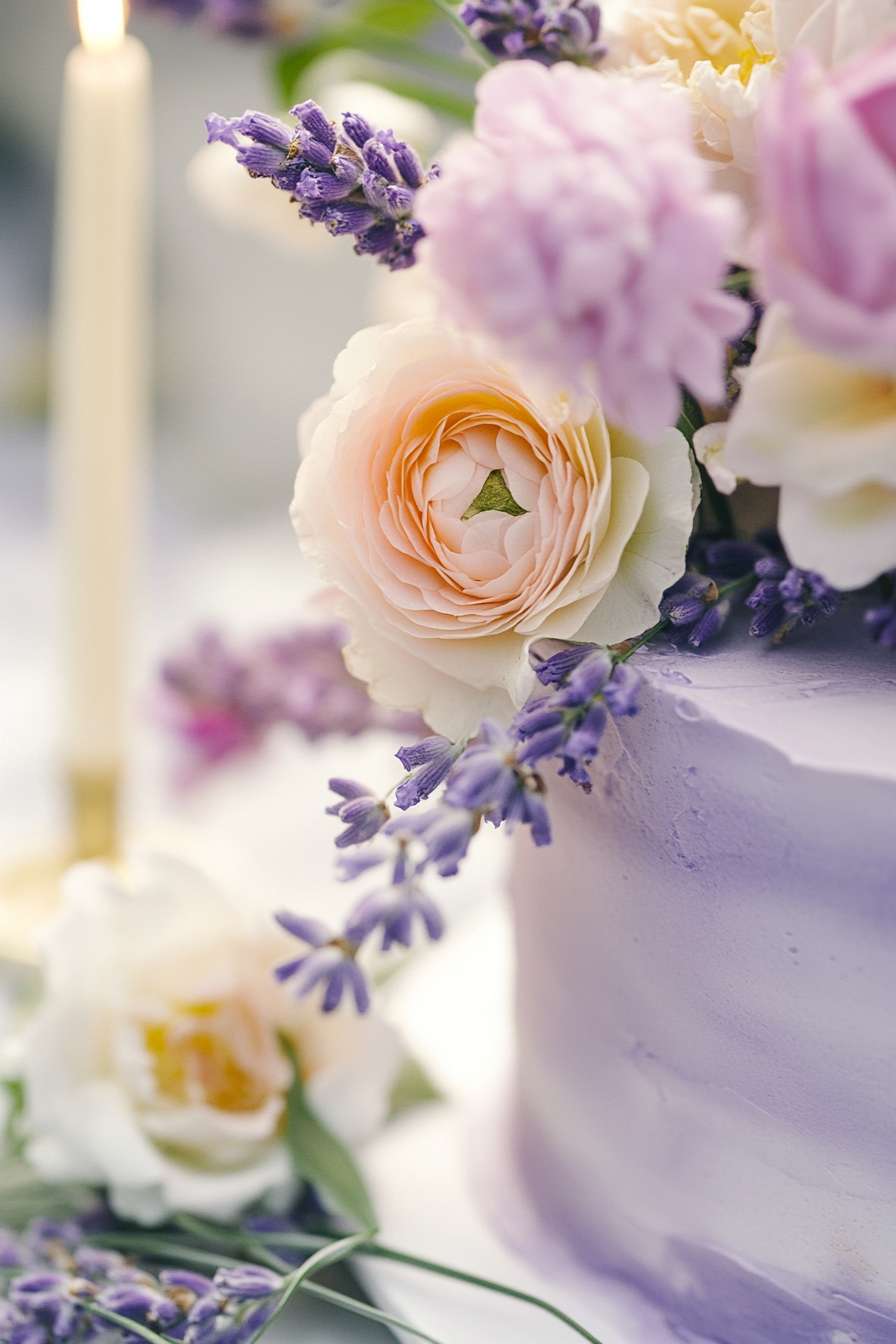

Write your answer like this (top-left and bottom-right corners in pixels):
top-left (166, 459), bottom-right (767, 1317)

top-left (388, 1055), bottom-right (442, 1117)
top-left (676, 387), bottom-right (705, 447)
top-left (462, 469), bottom-right (528, 520)
top-left (279, 1034), bottom-right (378, 1232)
top-left (355, 0), bottom-right (434, 36)
top-left (0, 1155), bottom-right (97, 1232)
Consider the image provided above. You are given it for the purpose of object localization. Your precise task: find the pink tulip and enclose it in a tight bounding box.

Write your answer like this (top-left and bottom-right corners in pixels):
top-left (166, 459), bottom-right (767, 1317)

top-left (756, 37), bottom-right (896, 373)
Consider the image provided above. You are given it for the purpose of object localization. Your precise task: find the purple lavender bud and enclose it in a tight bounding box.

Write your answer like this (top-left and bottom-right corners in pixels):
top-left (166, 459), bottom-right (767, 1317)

top-left (322, 959), bottom-right (370, 1013)
top-left (394, 735), bottom-right (459, 809)
top-left (298, 130), bottom-right (333, 171)
top-left (865, 603), bottom-right (896, 647)
top-left (531, 642), bottom-right (596, 685)
top-left (665, 595), bottom-right (709, 626)
top-left (97, 1284), bottom-right (181, 1328)
top-left (274, 911), bottom-right (330, 946)
top-left (295, 168), bottom-right (354, 203)
top-left (290, 100), bottom-right (337, 152)
top-left (0, 1230), bottom-right (26, 1268)
top-left (320, 201), bottom-right (378, 236)
top-left (515, 723), bottom-right (568, 768)
top-left (563, 649), bottom-right (612, 701)
top-left (333, 795), bottom-right (389, 847)
top-left (326, 778), bottom-right (373, 811)
top-left (72, 1248), bottom-right (124, 1280)
top-left (391, 141), bottom-right (423, 188)
top-left (754, 555), bottom-right (787, 580)
top-left (233, 1301), bottom-right (277, 1344)
top-left (341, 111), bottom-right (376, 147)
top-left (703, 539), bottom-right (765, 579)
top-left (389, 806), bottom-right (476, 878)
top-left (353, 219), bottom-right (400, 256)
top-left (362, 175), bottom-right (415, 220)
top-left (205, 113), bottom-right (242, 148)
top-left (688, 597), bottom-right (730, 647)
top-left (745, 578), bottom-right (781, 609)
top-left (512, 698), bottom-right (565, 737)
top-left (159, 1271), bottom-right (216, 1297)
top-left (213, 1267), bottom-right (283, 1302)
top-left (235, 111), bottom-right (293, 150)
top-left (749, 601), bottom-right (786, 638)
top-left (235, 143), bottom-right (284, 177)
top-left (361, 139), bottom-right (398, 183)
top-left (603, 662), bottom-right (641, 716)
top-left (335, 849), bottom-right (389, 881)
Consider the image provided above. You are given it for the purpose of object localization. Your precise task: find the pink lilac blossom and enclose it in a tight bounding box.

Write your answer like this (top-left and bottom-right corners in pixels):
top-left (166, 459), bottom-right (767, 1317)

top-left (417, 61), bottom-right (748, 441)
top-left (755, 38), bottom-right (896, 374)
top-left (157, 624), bottom-right (424, 781)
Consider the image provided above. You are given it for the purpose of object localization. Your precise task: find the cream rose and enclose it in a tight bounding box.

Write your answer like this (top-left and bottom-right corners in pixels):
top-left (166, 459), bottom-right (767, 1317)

top-left (22, 854), bottom-right (401, 1225)
top-left (291, 320), bottom-right (696, 738)
top-left (725, 303), bottom-right (896, 588)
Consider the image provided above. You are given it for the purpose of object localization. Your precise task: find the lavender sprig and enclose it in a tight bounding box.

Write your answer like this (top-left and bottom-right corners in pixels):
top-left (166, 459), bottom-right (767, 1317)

top-left (458, 0), bottom-right (606, 64)
top-left (206, 102), bottom-right (436, 269)
top-left (133, 0), bottom-right (273, 36)
top-left (157, 624), bottom-right (424, 780)
top-left (745, 558), bottom-right (840, 642)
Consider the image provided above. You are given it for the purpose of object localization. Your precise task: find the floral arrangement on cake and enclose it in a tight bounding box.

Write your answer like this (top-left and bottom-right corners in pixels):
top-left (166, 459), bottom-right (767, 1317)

top-left (3, 1), bottom-right (896, 1341)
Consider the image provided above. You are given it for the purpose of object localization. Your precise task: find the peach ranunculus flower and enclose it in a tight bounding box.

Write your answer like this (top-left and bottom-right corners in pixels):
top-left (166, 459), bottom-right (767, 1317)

top-left (291, 320), bottom-right (697, 739)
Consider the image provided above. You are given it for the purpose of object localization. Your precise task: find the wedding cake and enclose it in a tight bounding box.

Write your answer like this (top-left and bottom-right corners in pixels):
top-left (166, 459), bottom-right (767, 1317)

top-left (509, 607), bottom-right (896, 1343)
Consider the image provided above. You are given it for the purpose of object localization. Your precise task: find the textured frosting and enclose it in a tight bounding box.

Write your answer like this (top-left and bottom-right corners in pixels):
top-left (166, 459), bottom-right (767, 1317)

top-left (509, 607), bottom-right (896, 1344)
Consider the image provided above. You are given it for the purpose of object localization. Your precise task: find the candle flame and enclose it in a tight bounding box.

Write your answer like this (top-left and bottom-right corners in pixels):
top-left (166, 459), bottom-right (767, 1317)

top-left (78, 0), bottom-right (126, 52)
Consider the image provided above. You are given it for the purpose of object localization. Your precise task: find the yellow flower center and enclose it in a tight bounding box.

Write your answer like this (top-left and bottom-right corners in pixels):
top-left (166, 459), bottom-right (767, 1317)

top-left (144, 1000), bottom-right (280, 1113)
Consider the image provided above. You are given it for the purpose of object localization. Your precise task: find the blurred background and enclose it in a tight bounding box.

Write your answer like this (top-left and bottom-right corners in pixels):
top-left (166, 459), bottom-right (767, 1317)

top-left (0, 0), bottom-right (479, 898)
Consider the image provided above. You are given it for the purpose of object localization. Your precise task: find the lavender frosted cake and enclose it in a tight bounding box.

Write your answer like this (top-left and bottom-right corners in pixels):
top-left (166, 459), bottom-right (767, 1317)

top-left (509, 607), bottom-right (896, 1344)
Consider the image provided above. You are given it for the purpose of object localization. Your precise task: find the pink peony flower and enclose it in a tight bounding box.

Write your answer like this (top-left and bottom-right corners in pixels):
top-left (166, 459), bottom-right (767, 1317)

top-left (416, 61), bottom-right (748, 441)
top-left (755, 38), bottom-right (896, 373)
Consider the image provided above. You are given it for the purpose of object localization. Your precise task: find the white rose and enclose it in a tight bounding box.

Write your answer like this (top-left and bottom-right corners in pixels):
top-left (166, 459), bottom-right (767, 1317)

top-left (724, 303), bottom-right (896, 589)
top-left (291, 319), bottom-right (696, 739)
top-left (22, 854), bottom-right (402, 1226)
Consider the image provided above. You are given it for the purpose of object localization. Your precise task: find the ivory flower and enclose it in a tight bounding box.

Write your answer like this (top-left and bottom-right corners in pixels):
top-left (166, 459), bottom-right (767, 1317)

top-left (291, 319), bottom-right (696, 739)
top-left (724, 304), bottom-right (896, 588)
top-left (22, 854), bottom-right (401, 1225)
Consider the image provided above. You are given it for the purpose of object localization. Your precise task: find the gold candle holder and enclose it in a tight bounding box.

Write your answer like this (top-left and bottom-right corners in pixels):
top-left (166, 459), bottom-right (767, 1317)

top-left (0, 767), bottom-right (119, 964)
top-left (68, 765), bottom-right (120, 861)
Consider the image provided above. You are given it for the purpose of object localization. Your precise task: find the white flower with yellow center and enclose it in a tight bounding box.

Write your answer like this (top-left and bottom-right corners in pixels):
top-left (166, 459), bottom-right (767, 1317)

top-left (21, 854), bottom-right (402, 1225)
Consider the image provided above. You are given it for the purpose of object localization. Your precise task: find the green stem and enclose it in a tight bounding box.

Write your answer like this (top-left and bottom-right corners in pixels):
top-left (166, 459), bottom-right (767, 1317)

top-left (82, 1305), bottom-right (179, 1344)
top-left (720, 269), bottom-right (754, 293)
top-left (242, 1232), bottom-right (373, 1344)
top-left (299, 1280), bottom-right (445, 1342)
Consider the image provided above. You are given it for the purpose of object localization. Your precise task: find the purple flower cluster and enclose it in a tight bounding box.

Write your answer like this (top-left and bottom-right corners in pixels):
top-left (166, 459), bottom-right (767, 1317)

top-left (865, 580), bottom-right (896, 646)
top-left (513, 646), bottom-right (641, 790)
top-left (274, 651), bottom-right (644, 1011)
top-left (657, 538), bottom-right (842, 650)
top-left (745, 558), bottom-right (840, 642)
top-left (133, 0), bottom-right (273, 38)
top-left (206, 102), bottom-right (435, 269)
top-left (459, 0), bottom-right (606, 64)
top-left (0, 1220), bottom-right (287, 1344)
top-left (157, 624), bottom-right (424, 780)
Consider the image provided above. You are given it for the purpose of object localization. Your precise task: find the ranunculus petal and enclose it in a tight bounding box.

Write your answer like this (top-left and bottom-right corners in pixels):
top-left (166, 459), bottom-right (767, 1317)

top-left (292, 319), bottom-right (695, 736)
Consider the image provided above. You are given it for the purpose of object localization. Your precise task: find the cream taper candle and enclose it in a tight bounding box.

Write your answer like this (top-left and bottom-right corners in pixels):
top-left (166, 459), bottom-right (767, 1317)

top-left (51, 0), bottom-right (150, 857)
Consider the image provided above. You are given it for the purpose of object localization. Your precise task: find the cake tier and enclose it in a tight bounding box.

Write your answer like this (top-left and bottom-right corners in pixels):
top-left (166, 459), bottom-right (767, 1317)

top-left (510, 607), bottom-right (896, 1344)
